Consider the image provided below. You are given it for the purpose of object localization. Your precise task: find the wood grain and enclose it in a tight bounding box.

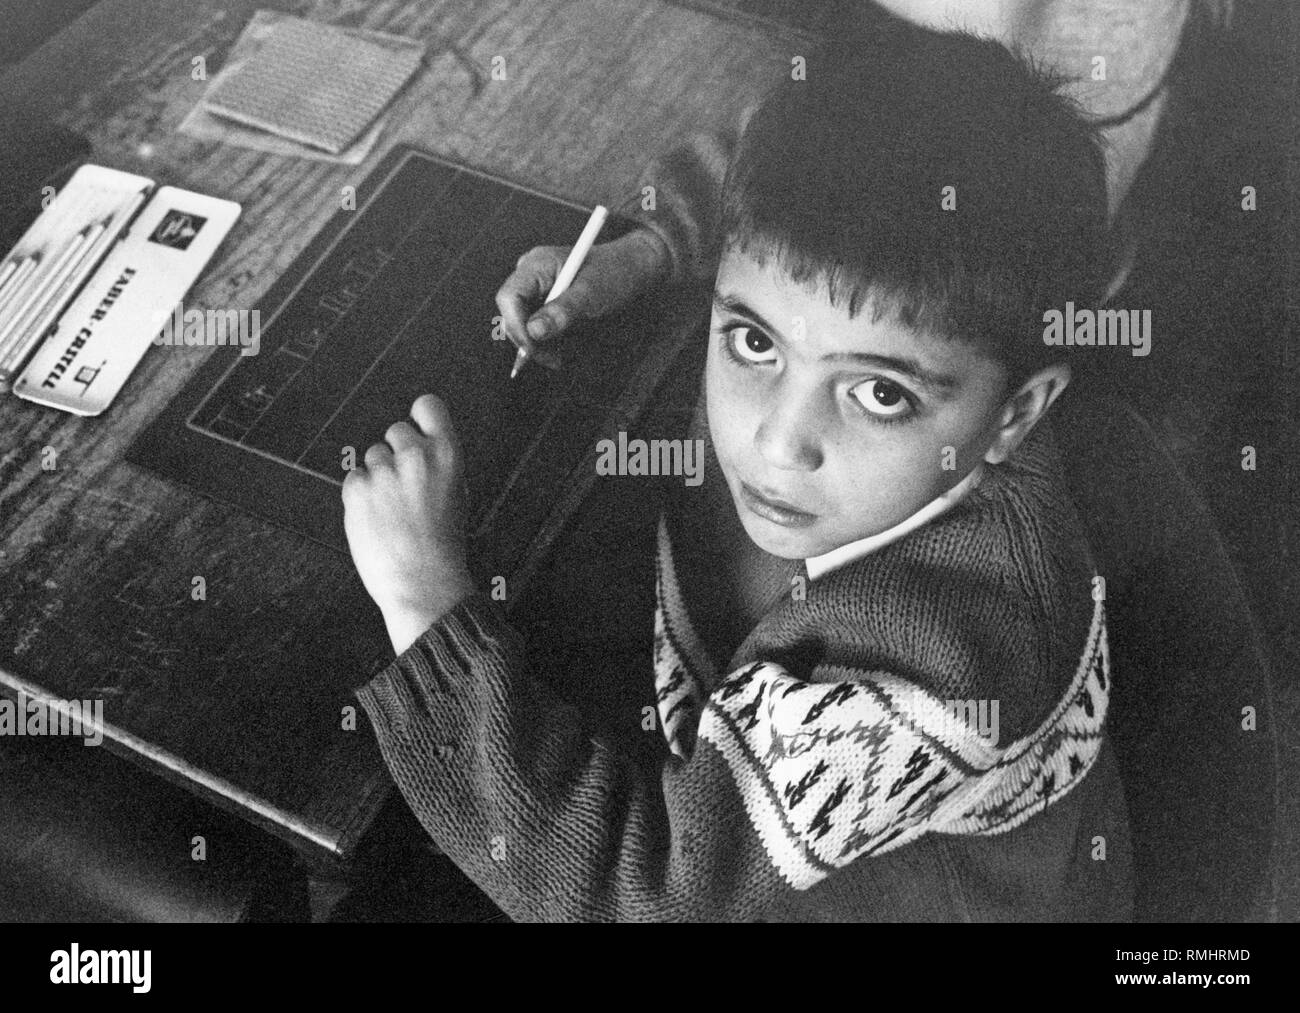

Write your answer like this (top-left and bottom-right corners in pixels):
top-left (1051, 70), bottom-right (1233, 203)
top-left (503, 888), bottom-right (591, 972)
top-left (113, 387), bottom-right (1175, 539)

top-left (0, 0), bottom-right (797, 865)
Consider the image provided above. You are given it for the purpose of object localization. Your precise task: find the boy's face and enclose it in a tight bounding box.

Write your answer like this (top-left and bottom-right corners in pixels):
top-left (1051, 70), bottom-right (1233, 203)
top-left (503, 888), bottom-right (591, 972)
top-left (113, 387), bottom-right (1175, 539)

top-left (706, 247), bottom-right (1012, 560)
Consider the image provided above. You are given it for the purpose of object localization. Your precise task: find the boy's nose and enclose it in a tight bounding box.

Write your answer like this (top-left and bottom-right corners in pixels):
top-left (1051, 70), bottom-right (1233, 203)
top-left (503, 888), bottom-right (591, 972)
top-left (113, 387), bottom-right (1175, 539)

top-left (754, 397), bottom-right (823, 472)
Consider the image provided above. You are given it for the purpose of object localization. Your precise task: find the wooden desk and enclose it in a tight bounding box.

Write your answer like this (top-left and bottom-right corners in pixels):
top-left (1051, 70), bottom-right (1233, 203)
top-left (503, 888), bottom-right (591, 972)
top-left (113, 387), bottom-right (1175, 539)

top-left (0, 0), bottom-right (798, 867)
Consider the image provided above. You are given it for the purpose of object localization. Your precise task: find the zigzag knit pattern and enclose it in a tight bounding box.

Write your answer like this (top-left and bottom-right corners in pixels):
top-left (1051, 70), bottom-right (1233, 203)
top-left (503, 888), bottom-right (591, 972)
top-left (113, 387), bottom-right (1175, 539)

top-left (654, 515), bottom-right (1110, 888)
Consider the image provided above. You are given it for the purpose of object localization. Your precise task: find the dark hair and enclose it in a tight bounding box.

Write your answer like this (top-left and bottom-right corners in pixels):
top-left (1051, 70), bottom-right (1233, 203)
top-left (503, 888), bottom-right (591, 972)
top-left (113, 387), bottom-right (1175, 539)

top-left (719, 25), bottom-right (1109, 384)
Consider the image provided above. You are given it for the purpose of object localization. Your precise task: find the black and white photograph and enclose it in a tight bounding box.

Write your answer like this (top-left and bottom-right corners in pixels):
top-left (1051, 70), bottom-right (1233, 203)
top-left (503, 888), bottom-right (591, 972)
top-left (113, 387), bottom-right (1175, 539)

top-left (0, 0), bottom-right (1294, 986)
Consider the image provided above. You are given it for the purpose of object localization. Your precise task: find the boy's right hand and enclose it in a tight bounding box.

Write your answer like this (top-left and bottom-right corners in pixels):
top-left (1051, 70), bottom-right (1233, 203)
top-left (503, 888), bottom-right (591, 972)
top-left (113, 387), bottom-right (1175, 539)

top-left (494, 228), bottom-right (671, 352)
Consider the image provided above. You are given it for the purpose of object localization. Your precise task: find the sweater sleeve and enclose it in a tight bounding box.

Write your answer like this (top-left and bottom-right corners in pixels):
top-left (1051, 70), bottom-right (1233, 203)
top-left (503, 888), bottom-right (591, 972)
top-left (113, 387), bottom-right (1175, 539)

top-left (630, 108), bottom-right (753, 286)
top-left (353, 590), bottom-right (1072, 922)
top-left (356, 592), bottom-right (789, 921)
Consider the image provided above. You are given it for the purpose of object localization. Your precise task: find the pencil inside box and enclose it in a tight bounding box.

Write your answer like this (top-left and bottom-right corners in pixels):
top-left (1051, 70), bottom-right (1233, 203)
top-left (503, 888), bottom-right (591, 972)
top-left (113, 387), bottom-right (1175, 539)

top-left (0, 165), bottom-right (153, 388)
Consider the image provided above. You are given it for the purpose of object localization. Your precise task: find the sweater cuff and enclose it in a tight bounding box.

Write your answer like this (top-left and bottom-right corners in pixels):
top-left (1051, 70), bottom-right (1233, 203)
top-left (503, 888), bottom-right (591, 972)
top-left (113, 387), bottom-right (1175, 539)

top-left (355, 591), bottom-right (507, 741)
top-left (635, 216), bottom-right (687, 287)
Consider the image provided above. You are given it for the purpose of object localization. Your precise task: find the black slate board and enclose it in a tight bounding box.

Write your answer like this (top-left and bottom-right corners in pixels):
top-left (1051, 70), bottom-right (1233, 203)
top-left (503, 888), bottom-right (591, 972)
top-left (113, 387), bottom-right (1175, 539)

top-left (129, 145), bottom-right (697, 594)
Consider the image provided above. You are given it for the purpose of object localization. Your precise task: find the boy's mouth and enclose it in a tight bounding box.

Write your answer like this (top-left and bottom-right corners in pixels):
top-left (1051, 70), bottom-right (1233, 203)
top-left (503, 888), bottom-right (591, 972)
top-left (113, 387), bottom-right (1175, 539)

top-left (739, 482), bottom-right (818, 528)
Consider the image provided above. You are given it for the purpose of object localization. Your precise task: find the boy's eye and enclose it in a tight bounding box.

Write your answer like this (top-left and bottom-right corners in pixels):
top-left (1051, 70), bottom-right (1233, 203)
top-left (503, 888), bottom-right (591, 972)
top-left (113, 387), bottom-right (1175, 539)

top-left (728, 326), bottom-right (777, 364)
top-left (849, 378), bottom-right (912, 418)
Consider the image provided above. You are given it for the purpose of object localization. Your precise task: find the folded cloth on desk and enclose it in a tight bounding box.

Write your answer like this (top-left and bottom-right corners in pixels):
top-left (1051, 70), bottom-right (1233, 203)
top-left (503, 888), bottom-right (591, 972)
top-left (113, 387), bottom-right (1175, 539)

top-left (179, 11), bottom-right (383, 165)
top-left (196, 11), bottom-right (425, 158)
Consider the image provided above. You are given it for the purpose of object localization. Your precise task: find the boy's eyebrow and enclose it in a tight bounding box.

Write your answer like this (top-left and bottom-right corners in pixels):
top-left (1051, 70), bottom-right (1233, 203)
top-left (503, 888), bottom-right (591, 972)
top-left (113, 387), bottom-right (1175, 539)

top-left (712, 291), bottom-right (959, 393)
top-left (821, 350), bottom-right (958, 393)
top-left (713, 292), bottom-right (785, 341)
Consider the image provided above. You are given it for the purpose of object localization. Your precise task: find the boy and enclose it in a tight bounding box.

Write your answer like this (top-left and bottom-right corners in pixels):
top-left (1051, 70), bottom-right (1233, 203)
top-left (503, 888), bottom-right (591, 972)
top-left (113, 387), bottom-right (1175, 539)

top-left (498, 1), bottom-right (1231, 347)
top-left (341, 29), bottom-right (1132, 920)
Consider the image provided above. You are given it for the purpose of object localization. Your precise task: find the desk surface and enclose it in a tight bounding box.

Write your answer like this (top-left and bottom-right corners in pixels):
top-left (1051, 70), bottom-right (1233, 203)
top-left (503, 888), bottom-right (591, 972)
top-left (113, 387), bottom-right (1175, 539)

top-left (0, 0), bottom-right (797, 865)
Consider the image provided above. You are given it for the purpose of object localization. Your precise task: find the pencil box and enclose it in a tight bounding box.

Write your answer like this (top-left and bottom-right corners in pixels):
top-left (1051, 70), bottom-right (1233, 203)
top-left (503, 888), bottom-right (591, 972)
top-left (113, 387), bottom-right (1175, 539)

top-left (0, 164), bottom-right (241, 415)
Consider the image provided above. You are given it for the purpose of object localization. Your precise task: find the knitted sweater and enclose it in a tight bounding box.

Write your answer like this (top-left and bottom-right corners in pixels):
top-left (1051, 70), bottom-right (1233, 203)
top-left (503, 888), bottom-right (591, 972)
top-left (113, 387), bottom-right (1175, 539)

top-left (355, 415), bottom-right (1133, 921)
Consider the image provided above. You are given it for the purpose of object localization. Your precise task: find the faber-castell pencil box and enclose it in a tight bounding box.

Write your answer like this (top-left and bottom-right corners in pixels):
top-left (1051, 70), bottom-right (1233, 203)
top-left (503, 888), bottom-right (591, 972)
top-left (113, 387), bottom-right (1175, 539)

top-left (0, 164), bottom-right (240, 415)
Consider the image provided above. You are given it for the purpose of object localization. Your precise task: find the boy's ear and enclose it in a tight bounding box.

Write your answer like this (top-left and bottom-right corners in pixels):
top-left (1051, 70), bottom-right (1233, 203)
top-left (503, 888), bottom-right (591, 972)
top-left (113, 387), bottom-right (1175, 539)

top-left (983, 363), bottom-right (1071, 465)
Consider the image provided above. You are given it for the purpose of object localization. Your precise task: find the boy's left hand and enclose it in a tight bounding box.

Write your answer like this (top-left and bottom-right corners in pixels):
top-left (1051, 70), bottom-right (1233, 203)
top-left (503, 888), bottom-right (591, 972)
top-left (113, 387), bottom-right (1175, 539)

top-left (342, 394), bottom-right (475, 655)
